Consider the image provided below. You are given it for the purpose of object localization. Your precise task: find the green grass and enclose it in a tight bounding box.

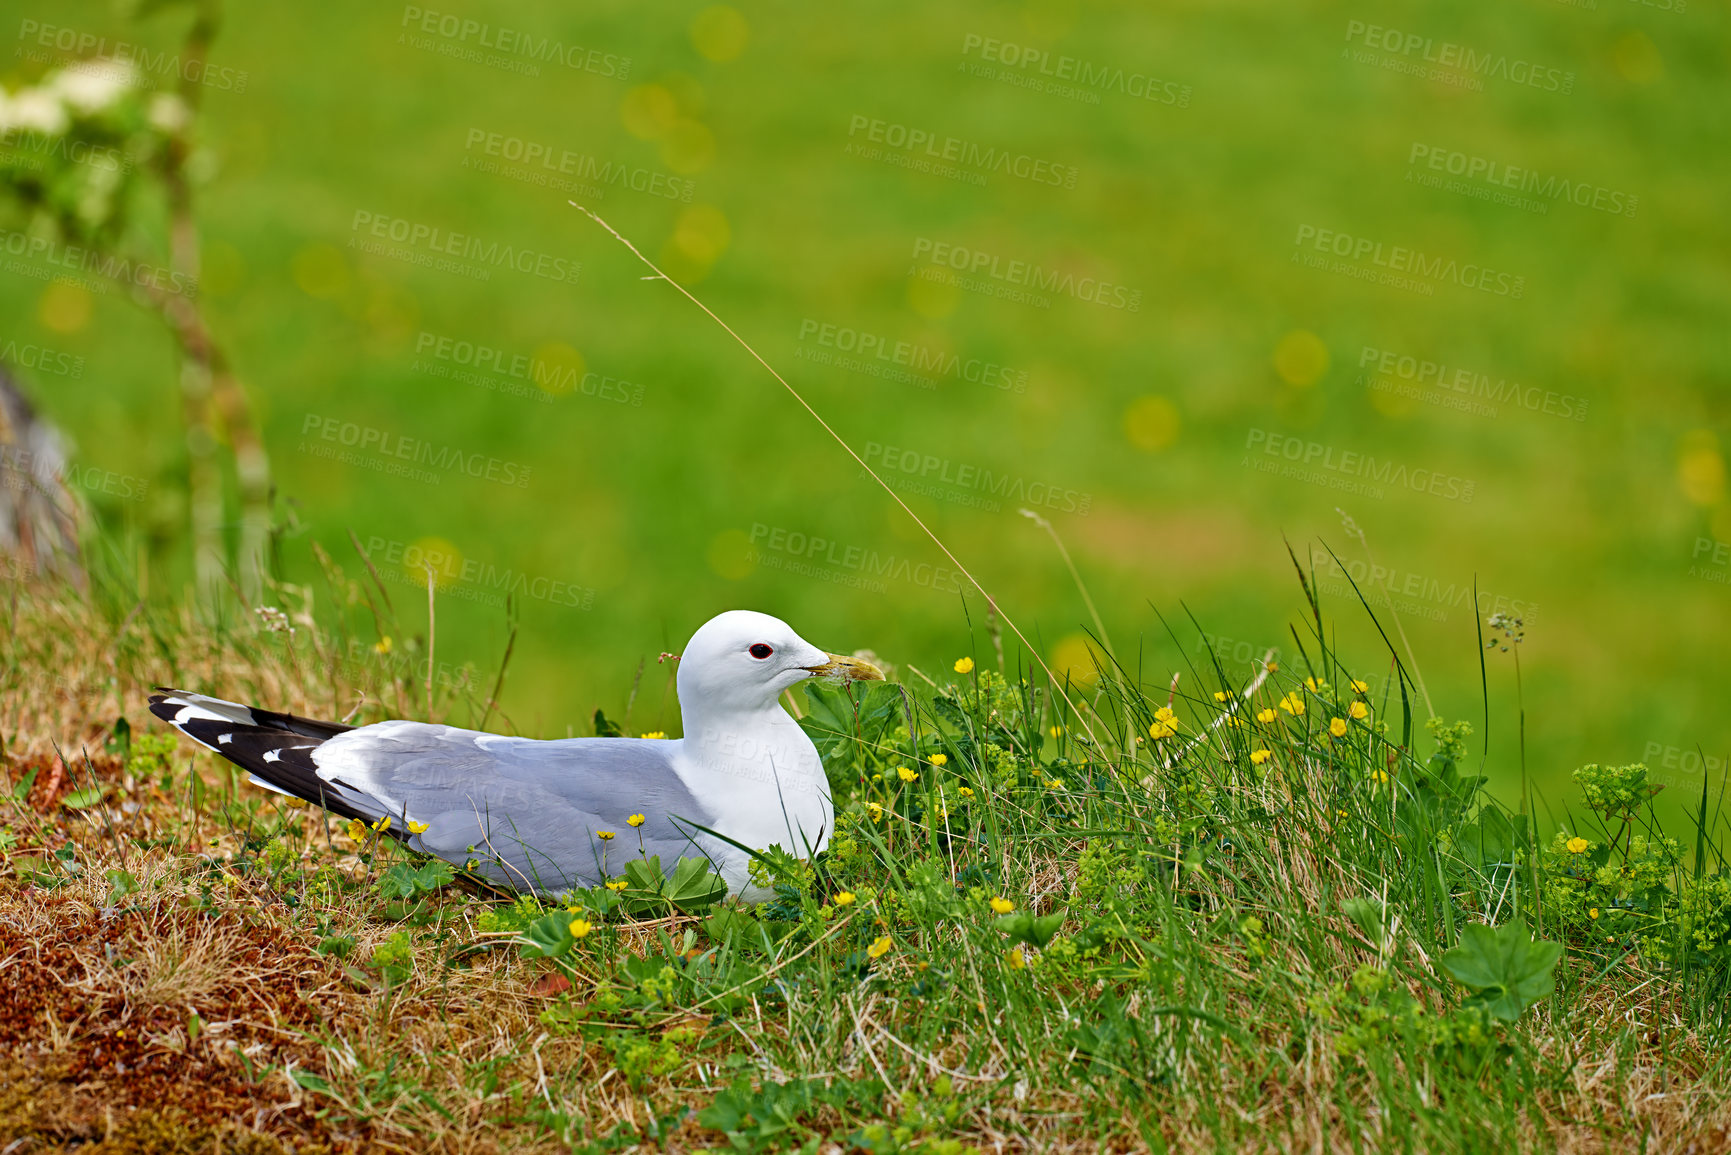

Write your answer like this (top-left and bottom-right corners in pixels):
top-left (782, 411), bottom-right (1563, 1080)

top-left (2, 574), bottom-right (1729, 1152)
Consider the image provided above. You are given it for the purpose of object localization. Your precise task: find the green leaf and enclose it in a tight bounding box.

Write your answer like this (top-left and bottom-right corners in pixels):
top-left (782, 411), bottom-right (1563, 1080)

top-left (704, 907), bottom-right (797, 952)
top-left (994, 910), bottom-right (1066, 948)
top-left (593, 708), bottom-right (624, 738)
top-left (317, 935), bottom-right (356, 958)
top-left (415, 860), bottom-right (455, 892)
top-left (376, 863), bottom-right (424, 900)
top-left (105, 868), bottom-right (139, 904)
top-left (1340, 897), bottom-right (1387, 944)
top-left (1440, 921), bottom-right (1563, 1023)
top-left (62, 787), bottom-right (104, 810)
top-left (106, 717), bottom-right (132, 759)
top-left (665, 857), bottom-right (728, 911)
top-left (520, 911), bottom-right (580, 960)
top-left (9, 766), bottom-right (38, 802)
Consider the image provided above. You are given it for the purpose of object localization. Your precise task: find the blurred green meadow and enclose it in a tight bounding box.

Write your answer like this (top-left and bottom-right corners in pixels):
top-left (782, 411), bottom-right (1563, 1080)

top-left (3, 0), bottom-right (1726, 827)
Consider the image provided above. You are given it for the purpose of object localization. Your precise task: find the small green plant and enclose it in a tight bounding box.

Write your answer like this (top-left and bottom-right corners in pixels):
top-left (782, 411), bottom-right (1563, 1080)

top-left (1440, 921), bottom-right (1563, 1022)
top-left (370, 930), bottom-right (414, 986)
top-left (376, 859), bottom-right (455, 901)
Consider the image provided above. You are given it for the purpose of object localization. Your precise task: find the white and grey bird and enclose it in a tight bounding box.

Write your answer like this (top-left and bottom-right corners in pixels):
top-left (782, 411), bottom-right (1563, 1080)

top-left (148, 610), bottom-right (881, 901)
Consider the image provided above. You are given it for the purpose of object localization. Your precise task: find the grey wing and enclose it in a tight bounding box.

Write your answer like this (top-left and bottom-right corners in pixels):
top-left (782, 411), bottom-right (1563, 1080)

top-left (312, 723), bottom-right (723, 894)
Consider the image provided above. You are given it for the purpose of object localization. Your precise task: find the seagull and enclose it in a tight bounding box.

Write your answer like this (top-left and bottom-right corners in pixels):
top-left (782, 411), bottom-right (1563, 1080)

top-left (148, 610), bottom-right (882, 901)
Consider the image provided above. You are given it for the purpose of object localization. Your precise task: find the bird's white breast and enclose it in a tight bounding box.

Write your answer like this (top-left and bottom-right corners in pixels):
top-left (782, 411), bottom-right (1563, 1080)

top-left (678, 711), bottom-right (833, 896)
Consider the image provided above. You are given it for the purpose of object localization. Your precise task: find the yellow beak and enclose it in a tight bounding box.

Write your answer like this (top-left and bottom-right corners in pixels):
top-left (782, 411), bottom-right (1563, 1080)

top-left (803, 653), bottom-right (885, 683)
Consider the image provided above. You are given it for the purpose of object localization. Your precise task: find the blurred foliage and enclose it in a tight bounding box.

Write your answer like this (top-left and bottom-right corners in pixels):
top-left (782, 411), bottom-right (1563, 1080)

top-left (1, 0), bottom-right (1726, 839)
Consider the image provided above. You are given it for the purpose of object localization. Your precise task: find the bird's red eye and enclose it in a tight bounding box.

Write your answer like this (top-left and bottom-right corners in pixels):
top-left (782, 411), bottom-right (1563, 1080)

top-left (749, 643), bottom-right (773, 659)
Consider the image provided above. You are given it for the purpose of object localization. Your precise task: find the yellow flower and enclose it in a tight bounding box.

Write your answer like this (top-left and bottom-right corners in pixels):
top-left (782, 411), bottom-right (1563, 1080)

top-left (834, 891), bottom-right (856, 906)
top-left (989, 897), bottom-right (1014, 914)
top-left (1154, 705), bottom-right (1176, 724)
top-left (1350, 679), bottom-right (1369, 694)
top-left (1305, 677), bottom-right (1321, 691)
top-left (346, 819), bottom-right (367, 841)
top-left (1369, 769), bottom-right (1389, 784)
top-left (640, 731), bottom-right (667, 740)
top-left (1589, 908), bottom-right (1600, 919)
top-left (1045, 779), bottom-right (1065, 790)
top-left (407, 820), bottom-right (429, 835)
top-left (1348, 701), bottom-right (1369, 720)
top-left (1279, 693), bottom-right (1305, 715)
top-left (897, 766), bottom-right (919, 783)
top-left (371, 816), bottom-right (392, 832)
top-left (954, 656), bottom-right (975, 674)
top-left (1250, 748), bottom-right (1272, 765)
top-left (1256, 707), bottom-right (1277, 724)
top-left (866, 935), bottom-right (892, 959)
top-left (1329, 717), bottom-right (1348, 738)
top-left (1566, 836), bottom-right (1590, 854)
top-left (1149, 721), bottom-right (1176, 740)
top-left (596, 830), bottom-right (615, 841)
top-left (373, 636), bottom-right (393, 655)
top-left (606, 878), bottom-right (628, 892)
top-left (1213, 690), bottom-right (1230, 702)
top-left (568, 918), bottom-right (592, 939)
top-left (627, 814), bottom-right (646, 827)
top-left (928, 753), bottom-right (948, 767)
top-left (958, 787), bottom-right (974, 798)
top-left (1048, 725), bottom-right (1063, 738)
top-left (1006, 947), bottom-right (1027, 970)
top-left (867, 802), bottom-right (884, 823)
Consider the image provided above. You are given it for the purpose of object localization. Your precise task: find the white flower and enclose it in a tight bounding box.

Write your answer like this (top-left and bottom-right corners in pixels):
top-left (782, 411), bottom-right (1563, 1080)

top-left (1, 88), bottom-right (70, 136)
top-left (51, 59), bottom-right (139, 114)
top-left (147, 93), bottom-right (189, 133)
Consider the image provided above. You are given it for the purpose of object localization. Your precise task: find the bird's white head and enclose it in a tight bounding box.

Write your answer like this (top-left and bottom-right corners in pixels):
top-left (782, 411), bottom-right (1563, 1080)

top-left (676, 610), bottom-right (881, 715)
